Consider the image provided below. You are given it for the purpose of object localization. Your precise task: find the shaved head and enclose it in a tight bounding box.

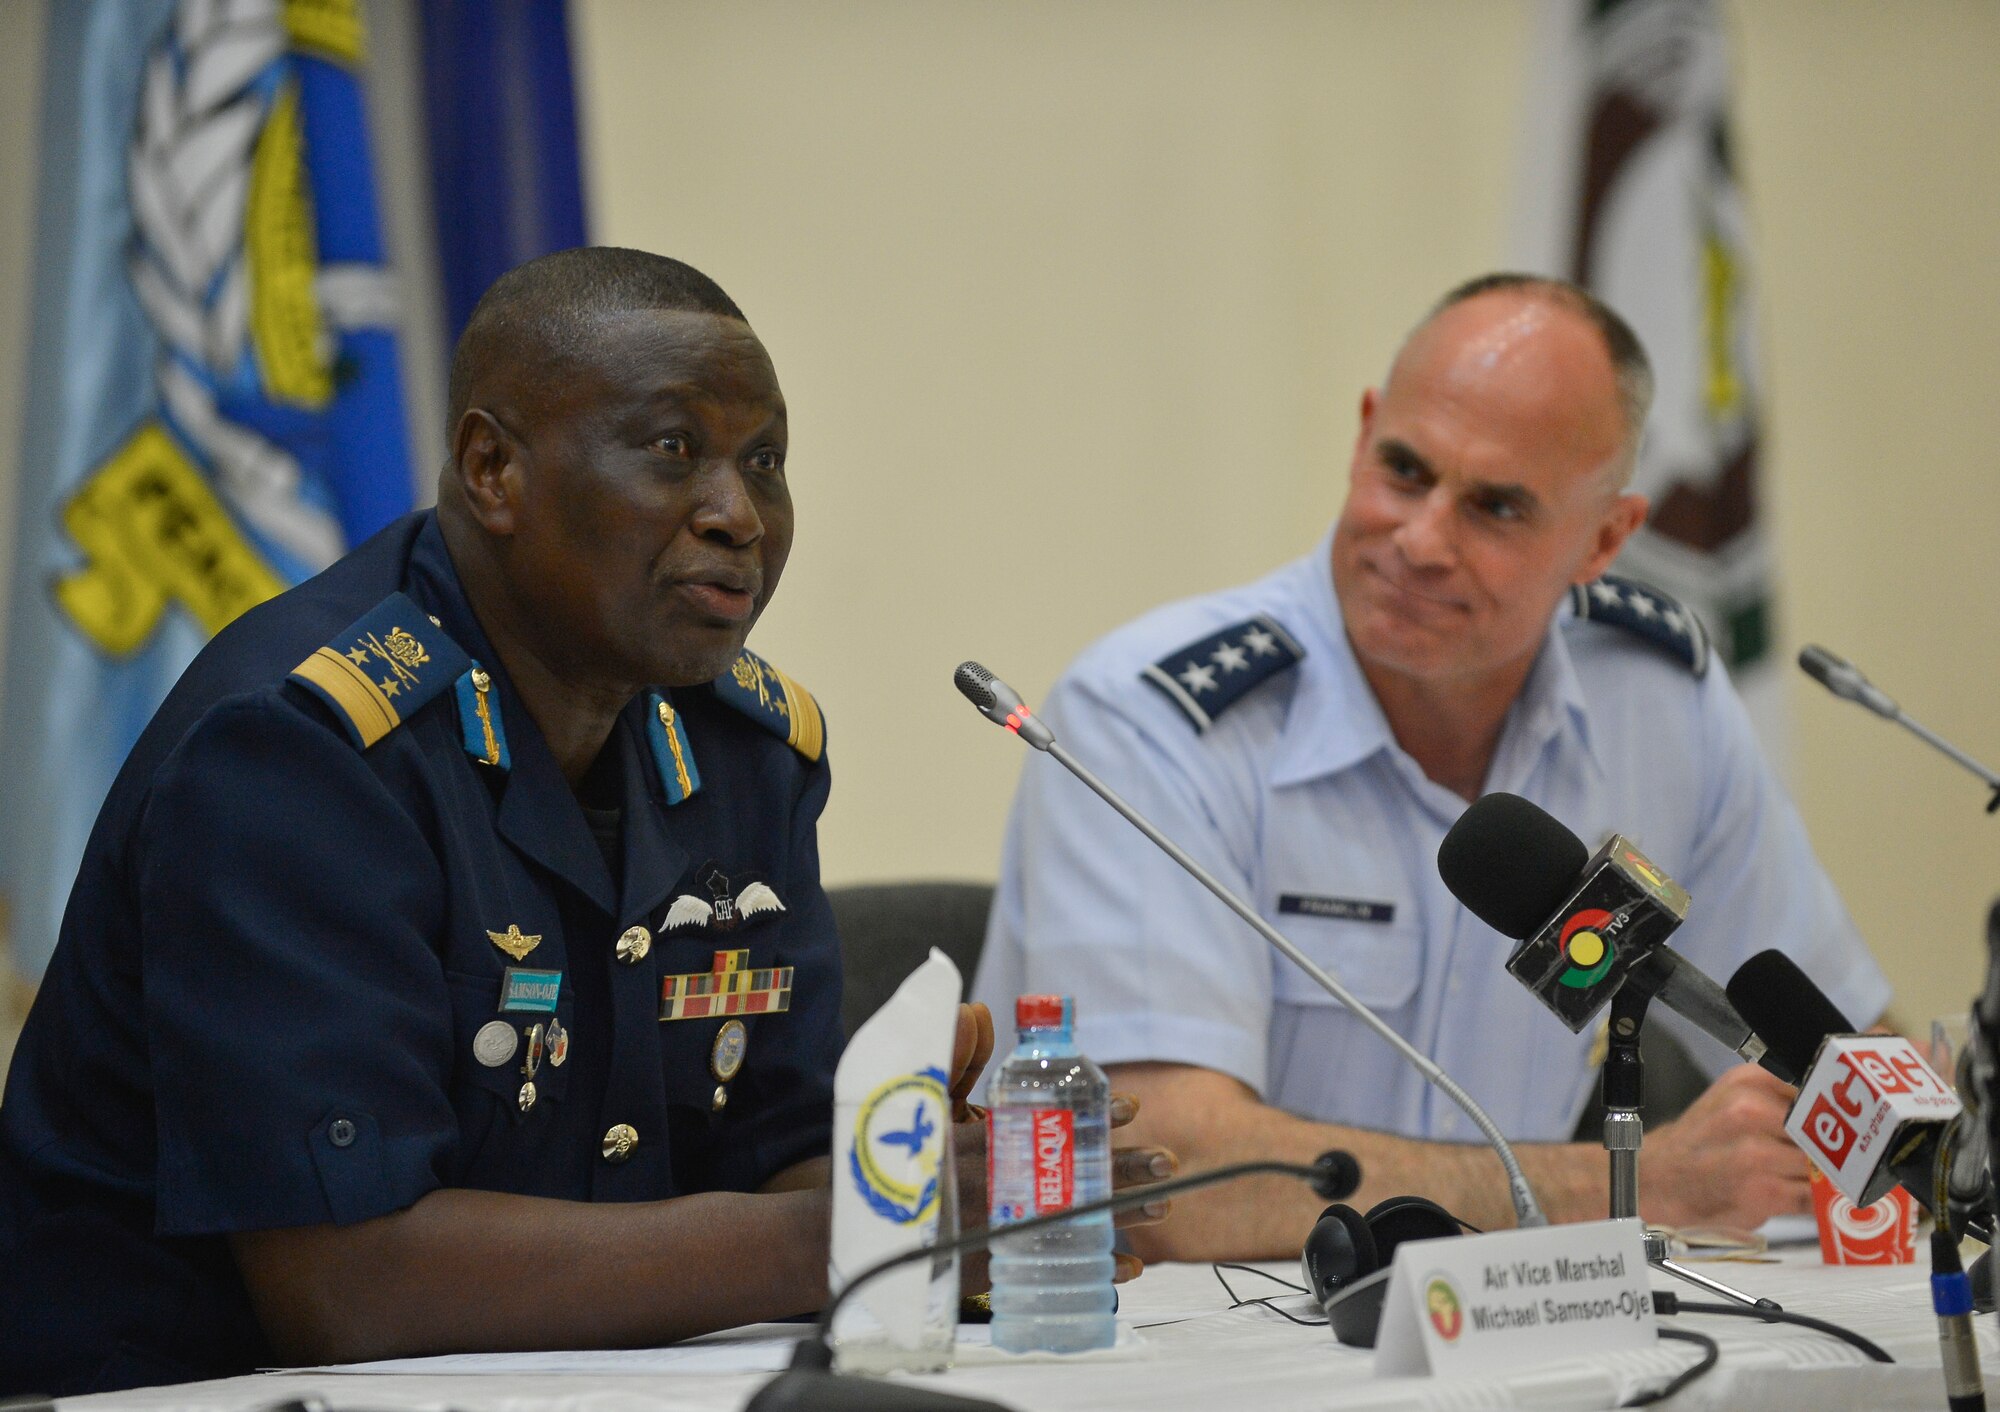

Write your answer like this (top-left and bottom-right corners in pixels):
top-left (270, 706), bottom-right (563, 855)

top-left (446, 246), bottom-right (748, 441)
top-left (1401, 274), bottom-right (1653, 485)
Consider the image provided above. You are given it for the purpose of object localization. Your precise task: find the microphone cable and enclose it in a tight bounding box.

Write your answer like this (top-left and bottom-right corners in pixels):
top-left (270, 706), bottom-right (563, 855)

top-left (1930, 1115), bottom-right (1987, 1412)
top-left (1650, 1290), bottom-right (1894, 1363)
top-left (1620, 1327), bottom-right (1720, 1407)
top-left (1208, 1263), bottom-right (1325, 1328)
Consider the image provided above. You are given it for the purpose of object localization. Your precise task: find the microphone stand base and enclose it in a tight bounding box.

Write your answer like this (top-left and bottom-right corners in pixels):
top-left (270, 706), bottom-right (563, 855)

top-left (1645, 1231), bottom-right (1782, 1312)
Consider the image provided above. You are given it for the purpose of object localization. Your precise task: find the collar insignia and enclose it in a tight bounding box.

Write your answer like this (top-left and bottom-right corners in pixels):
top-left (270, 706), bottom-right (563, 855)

top-left (647, 692), bottom-right (702, 805)
top-left (456, 662), bottom-right (511, 769)
top-left (1142, 613), bottom-right (1304, 732)
top-left (1568, 575), bottom-right (1710, 676)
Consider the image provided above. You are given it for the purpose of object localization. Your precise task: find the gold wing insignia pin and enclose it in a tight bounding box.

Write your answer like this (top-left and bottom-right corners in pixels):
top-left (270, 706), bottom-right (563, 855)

top-left (487, 924), bottom-right (542, 961)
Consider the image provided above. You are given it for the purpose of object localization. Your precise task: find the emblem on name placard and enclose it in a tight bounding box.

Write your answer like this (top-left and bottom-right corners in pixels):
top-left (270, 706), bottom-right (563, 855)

top-left (486, 923), bottom-right (542, 961)
top-left (1425, 1275), bottom-right (1465, 1342)
top-left (663, 864), bottom-right (786, 934)
top-left (848, 1067), bottom-right (948, 1225)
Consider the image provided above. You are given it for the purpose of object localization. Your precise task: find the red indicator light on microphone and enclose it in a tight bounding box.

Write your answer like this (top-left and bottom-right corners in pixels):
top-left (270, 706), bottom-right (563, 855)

top-left (1004, 713), bottom-right (1022, 734)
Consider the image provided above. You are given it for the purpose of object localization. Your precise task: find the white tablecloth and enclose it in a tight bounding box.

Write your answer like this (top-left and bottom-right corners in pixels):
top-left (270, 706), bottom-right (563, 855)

top-left (59, 1249), bottom-right (2000, 1412)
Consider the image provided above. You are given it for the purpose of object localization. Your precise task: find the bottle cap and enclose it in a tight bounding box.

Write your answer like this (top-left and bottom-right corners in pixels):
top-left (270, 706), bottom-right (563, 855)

top-left (1016, 994), bottom-right (1067, 1030)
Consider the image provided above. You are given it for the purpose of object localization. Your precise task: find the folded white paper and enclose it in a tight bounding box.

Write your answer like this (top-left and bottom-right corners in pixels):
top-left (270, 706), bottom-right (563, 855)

top-left (830, 947), bottom-right (961, 1348)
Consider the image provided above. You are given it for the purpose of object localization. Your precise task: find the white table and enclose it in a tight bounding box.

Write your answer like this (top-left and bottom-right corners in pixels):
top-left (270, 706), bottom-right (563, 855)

top-left (61, 1250), bottom-right (2000, 1412)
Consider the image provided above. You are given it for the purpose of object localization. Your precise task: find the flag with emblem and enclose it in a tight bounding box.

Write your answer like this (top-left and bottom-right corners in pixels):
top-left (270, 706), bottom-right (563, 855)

top-left (0, 0), bottom-right (417, 985)
top-left (1512, 0), bottom-right (1785, 748)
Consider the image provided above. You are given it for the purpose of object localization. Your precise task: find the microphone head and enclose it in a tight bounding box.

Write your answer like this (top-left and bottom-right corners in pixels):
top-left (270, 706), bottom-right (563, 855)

top-left (1310, 1148), bottom-right (1363, 1201)
top-left (1437, 793), bottom-right (1591, 941)
top-left (1726, 949), bottom-right (1856, 1084)
top-left (1797, 643), bottom-right (1847, 691)
top-left (1798, 643), bottom-right (1898, 717)
top-left (954, 661), bottom-right (999, 713)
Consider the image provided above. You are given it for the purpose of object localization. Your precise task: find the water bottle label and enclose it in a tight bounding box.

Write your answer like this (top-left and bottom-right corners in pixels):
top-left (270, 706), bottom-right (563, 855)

top-left (988, 1108), bottom-right (1075, 1221)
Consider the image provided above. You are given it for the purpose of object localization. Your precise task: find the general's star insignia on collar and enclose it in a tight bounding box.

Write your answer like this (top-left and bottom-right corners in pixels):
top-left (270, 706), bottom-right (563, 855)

top-left (1142, 613), bottom-right (1305, 732)
top-left (1568, 574), bottom-right (1710, 676)
top-left (289, 592), bottom-right (471, 750)
top-left (486, 924), bottom-right (542, 961)
top-left (712, 649), bottom-right (825, 761)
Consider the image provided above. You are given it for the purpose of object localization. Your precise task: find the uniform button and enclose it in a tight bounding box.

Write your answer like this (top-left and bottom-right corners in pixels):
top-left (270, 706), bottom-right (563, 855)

top-left (616, 926), bottom-right (652, 964)
top-left (518, 1081), bottom-right (537, 1112)
top-left (712, 1084), bottom-right (729, 1111)
top-left (329, 1118), bottom-right (356, 1148)
top-left (602, 1123), bottom-right (639, 1162)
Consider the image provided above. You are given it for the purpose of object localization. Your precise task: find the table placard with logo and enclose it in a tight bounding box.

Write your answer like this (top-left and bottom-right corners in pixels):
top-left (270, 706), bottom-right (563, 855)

top-left (1374, 1218), bottom-right (1656, 1377)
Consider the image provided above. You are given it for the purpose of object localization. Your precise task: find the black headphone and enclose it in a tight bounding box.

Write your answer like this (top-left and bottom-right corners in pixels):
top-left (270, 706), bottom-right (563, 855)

top-left (1300, 1195), bottom-right (1469, 1347)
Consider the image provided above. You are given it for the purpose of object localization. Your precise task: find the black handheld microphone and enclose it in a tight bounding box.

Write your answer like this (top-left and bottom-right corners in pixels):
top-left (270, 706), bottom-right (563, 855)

top-left (748, 1152), bottom-right (1361, 1410)
top-left (1438, 794), bottom-right (1771, 1071)
top-left (955, 663), bottom-right (1549, 1228)
top-left (1727, 949), bottom-right (1987, 1223)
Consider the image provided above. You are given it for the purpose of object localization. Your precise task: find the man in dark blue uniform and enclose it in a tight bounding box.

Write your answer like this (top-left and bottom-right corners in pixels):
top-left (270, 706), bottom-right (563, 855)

top-left (0, 249), bottom-right (869, 1391)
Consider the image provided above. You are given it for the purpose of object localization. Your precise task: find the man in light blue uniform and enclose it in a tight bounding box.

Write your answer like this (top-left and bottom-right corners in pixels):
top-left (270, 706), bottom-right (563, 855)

top-left (974, 275), bottom-right (1890, 1259)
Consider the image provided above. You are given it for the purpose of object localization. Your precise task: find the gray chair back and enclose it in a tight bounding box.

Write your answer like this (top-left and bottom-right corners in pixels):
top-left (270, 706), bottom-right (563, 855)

top-left (829, 881), bottom-right (994, 1037)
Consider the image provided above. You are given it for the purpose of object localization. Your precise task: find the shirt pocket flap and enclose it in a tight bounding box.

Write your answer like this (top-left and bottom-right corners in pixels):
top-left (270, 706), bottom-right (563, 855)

top-left (1266, 894), bottom-right (1422, 1012)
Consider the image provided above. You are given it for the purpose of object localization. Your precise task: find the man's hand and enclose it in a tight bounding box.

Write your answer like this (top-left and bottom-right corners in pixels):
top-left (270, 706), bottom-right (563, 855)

top-left (947, 1004), bottom-right (1178, 1286)
top-left (950, 1001), bottom-right (995, 1122)
top-left (1643, 1065), bottom-right (1809, 1230)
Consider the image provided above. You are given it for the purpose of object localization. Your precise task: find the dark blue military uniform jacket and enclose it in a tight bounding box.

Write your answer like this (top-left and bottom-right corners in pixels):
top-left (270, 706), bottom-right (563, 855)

top-left (0, 513), bottom-right (844, 1394)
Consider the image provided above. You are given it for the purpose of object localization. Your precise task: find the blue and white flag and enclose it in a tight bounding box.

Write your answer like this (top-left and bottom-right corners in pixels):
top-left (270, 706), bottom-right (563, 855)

top-left (0, 0), bottom-right (414, 981)
top-left (419, 0), bottom-right (589, 349)
top-left (1512, 0), bottom-right (1783, 750)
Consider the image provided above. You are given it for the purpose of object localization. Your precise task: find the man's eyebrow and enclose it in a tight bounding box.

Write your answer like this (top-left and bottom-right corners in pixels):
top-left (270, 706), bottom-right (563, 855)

top-left (1467, 478), bottom-right (1539, 515)
top-left (1375, 436), bottom-right (1431, 476)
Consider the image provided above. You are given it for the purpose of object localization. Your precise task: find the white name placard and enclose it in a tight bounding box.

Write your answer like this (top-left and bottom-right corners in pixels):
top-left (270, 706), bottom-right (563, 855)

top-left (1374, 1218), bottom-right (1656, 1378)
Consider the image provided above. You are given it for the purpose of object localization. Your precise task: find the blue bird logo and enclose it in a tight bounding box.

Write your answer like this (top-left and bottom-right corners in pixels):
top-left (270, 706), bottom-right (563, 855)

top-left (875, 1101), bottom-right (934, 1159)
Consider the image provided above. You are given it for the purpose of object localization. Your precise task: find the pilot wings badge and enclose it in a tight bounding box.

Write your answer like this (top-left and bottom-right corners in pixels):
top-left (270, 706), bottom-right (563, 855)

top-left (663, 865), bottom-right (786, 934)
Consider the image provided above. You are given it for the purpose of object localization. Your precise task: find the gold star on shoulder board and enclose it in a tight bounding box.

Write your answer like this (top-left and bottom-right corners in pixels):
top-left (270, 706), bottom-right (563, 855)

top-left (345, 646), bottom-right (371, 667)
top-left (487, 924), bottom-right (542, 961)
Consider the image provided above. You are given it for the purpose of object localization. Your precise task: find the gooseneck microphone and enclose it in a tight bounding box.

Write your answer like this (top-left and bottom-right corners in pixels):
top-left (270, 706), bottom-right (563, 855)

top-left (1438, 794), bottom-right (1772, 1074)
top-left (953, 662), bottom-right (1549, 1229)
top-left (747, 1152), bottom-right (1361, 1411)
top-left (1799, 644), bottom-right (2000, 812)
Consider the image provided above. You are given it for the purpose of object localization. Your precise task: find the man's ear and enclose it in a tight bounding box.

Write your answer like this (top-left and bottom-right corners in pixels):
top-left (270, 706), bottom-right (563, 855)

top-left (1575, 491), bottom-right (1650, 584)
top-left (1348, 388), bottom-right (1381, 475)
top-left (451, 409), bottom-right (523, 535)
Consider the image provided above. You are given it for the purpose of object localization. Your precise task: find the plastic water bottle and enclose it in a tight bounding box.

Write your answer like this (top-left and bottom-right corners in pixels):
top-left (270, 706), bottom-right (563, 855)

top-left (986, 994), bottom-right (1116, 1353)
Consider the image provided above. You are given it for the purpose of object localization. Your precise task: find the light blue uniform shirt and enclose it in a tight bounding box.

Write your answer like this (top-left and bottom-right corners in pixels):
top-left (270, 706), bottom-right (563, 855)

top-left (973, 535), bottom-right (1891, 1143)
